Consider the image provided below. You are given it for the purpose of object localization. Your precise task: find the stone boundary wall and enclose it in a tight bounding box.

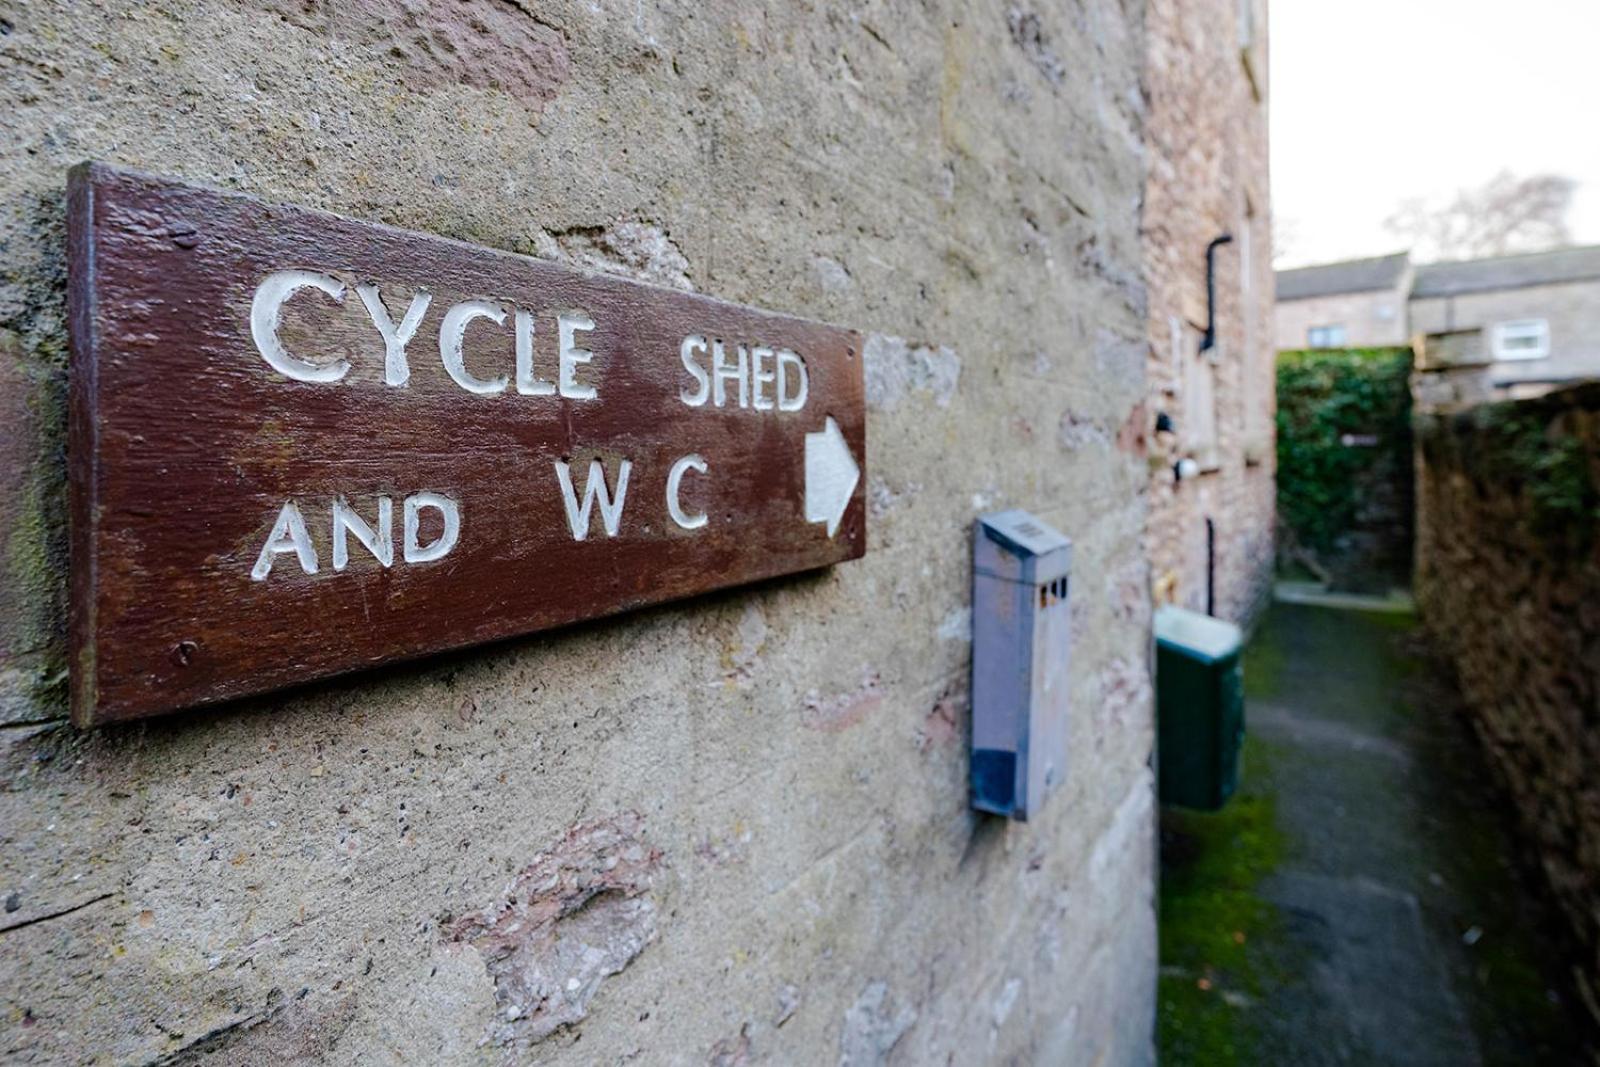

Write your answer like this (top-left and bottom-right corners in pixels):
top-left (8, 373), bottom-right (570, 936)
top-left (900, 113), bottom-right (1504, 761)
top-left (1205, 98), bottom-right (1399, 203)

top-left (1415, 382), bottom-right (1600, 1011)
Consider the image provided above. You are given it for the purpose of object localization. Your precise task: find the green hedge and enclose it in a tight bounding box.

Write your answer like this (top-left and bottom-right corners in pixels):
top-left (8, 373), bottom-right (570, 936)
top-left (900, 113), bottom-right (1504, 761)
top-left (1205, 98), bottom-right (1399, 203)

top-left (1276, 348), bottom-right (1413, 556)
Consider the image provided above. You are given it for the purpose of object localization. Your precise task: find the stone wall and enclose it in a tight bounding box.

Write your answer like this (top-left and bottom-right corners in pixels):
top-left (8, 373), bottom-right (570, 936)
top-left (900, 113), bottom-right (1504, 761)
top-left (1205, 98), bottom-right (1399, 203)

top-left (1142, 0), bottom-right (1276, 628)
top-left (1, 3), bottom-right (1158, 1064)
top-left (1415, 382), bottom-right (1600, 1012)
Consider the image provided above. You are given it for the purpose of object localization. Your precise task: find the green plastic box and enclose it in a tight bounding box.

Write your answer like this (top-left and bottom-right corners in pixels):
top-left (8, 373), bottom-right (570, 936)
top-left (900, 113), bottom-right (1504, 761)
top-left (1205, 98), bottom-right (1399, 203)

top-left (1155, 605), bottom-right (1245, 810)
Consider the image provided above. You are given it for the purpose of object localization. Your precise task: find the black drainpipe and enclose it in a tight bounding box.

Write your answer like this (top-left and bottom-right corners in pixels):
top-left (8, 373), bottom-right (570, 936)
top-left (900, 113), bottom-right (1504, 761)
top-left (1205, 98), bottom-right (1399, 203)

top-left (1206, 517), bottom-right (1217, 617)
top-left (1198, 234), bottom-right (1230, 616)
top-left (1201, 234), bottom-right (1230, 617)
top-left (1200, 234), bottom-right (1234, 354)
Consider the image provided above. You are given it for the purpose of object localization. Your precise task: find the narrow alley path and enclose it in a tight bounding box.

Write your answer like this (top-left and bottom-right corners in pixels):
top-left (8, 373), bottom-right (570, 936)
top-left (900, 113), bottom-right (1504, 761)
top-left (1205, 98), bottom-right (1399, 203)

top-left (1159, 599), bottom-right (1592, 1065)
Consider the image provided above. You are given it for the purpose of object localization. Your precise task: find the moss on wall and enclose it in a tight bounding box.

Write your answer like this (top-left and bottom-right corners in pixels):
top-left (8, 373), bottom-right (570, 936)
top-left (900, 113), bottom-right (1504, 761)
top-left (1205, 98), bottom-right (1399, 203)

top-left (1419, 394), bottom-right (1600, 549)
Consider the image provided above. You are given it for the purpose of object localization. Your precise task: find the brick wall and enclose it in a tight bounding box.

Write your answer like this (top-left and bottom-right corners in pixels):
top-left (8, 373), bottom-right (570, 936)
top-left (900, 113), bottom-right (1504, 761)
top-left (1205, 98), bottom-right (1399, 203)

top-left (1143, 0), bottom-right (1277, 628)
top-left (1415, 382), bottom-right (1600, 1013)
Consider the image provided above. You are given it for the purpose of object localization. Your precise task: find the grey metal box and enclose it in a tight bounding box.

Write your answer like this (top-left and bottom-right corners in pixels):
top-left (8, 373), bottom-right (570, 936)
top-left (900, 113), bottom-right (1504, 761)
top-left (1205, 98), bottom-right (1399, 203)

top-left (970, 510), bottom-right (1072, 820)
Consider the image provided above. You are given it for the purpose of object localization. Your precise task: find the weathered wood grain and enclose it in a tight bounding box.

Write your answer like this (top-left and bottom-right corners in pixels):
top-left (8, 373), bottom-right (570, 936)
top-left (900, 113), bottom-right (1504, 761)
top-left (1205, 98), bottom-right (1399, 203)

top-left (67, 163), bottom-right (866, 726)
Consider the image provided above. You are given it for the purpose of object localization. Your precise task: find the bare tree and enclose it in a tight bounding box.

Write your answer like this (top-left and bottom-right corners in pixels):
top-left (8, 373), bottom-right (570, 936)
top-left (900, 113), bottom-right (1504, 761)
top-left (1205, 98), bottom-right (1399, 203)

top-left (1272, 215), bottom-right (1301, 266)
top-left (1384, 171), bottom-right (1576, 260)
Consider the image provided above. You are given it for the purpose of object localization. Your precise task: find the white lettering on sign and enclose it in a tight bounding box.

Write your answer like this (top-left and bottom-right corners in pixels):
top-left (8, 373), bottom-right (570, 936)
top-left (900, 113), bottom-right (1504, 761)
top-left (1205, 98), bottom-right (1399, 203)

top-left (666, 454), bottom-right (709, 530)
top-left (251, 270), bottom-right (349, 383)
top-left (679, 334), bottom-right (710, 406)
top-left (515, 309), bottom-right (555, 396)
top-left (333, 496), bottom-right (394, 570)
top-left (440, 300), bottom-right (510, 395)
top-left (241, 273), bottom-right (857, 579)
top-left (247, 274), bottom-right (819, 415)
top-left (555, 458), bottom-right (632, 540)
top-left (777, 349), bottom-right (808, 411)
top-left (404, 492), bottom-right (461, 563)
top-left (677, 335), bottom-right (808, 412)
top-left (356, 285), bottom-right (431, 387)
top-left (751, 346), bottom-right (776, 411)
top-left (712, 340), bottom-right (749, 409)
top-left (252, 499), bottom-right (319, 579)
top-left (252, 492), bottom-right (460, 580)
top-left (558, 312), bottom-right (598, 400)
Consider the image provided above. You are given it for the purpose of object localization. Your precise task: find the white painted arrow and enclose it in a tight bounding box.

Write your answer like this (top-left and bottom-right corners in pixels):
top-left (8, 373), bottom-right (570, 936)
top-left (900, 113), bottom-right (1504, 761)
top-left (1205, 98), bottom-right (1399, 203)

top-left (805, 416), bottom-right (860, 538)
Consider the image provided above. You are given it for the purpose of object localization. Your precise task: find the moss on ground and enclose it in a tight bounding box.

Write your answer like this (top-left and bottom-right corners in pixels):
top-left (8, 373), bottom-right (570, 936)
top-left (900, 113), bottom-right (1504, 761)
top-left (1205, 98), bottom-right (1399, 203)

top-left (1157, 734), bottom-right (1289, 1065)
top-left (1241, 619), bottom-right (1284, 703)
top-left (1159, 624), bottom-right (1300, 1064)
top-left (1163, 604), bottom-right (1596, 1063)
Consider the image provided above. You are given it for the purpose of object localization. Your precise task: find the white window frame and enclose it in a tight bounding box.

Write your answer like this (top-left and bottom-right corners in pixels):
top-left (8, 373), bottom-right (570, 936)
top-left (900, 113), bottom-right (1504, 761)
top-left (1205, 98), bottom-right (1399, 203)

top-left (1307, 324), bottom-right (1347, 349)
top-left (1491, 319), bottom-right (1550, 361)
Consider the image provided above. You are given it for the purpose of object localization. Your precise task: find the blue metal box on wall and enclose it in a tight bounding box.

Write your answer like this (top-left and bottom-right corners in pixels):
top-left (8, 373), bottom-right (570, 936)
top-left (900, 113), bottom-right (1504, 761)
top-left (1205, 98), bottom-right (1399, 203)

top-left (969, 510), bottom-right (1073, 821)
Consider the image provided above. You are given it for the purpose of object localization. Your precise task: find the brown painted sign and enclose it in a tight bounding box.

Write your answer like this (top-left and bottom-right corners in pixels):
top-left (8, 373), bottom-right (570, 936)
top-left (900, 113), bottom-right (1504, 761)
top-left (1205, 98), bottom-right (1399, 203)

top-left (67, 163), bottom-right (866, 726)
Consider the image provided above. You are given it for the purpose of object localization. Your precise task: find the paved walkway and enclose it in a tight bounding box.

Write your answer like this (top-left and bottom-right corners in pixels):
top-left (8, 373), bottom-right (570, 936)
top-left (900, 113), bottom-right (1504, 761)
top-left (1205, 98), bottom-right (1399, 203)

top-left (1159, 599), bottom-right (1591, 1065)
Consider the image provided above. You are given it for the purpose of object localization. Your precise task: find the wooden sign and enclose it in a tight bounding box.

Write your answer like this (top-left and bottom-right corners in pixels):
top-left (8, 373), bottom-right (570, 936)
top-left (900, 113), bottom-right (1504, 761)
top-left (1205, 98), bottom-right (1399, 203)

top-left (67, 163), bottom-right (866, 726)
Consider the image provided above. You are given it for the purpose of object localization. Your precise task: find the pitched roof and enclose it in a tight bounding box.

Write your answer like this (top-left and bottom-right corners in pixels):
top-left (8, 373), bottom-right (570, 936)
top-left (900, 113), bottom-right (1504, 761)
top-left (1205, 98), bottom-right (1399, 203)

top-left (1275, 252), bottom-right (1411, 301)
top-left (1411, 245), bottom-right (1600, 298)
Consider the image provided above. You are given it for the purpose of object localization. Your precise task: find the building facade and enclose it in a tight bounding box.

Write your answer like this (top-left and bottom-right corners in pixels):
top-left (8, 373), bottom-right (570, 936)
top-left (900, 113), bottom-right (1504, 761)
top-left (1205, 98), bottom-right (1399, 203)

top-left (1410, 247), bottom-right (1600, 392)
top-left (1274, 252), bottom-right (1412, 351)
top-left (1143, 0), bottom-right (1278, 629)
top-left (1276, 247), bottom-right (1600, 397)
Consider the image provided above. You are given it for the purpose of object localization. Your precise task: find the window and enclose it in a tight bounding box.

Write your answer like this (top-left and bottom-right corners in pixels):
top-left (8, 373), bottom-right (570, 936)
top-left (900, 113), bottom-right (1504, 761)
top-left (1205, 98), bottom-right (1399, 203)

top-left (1238, 0), bottom-right (1262, 100)
top-left (1307, 324), bottom-right (1347, 348)
top-left (1183, 342), bottom-right (1219, 470)
top-left (1491, 319), bottom-right (1550, 361)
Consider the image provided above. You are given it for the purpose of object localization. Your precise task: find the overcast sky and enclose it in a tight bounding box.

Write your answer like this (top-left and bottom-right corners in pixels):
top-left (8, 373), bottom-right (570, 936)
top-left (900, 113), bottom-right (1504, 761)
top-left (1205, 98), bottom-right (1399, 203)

top-left (1270, 1), bottom-right (1600, 268)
